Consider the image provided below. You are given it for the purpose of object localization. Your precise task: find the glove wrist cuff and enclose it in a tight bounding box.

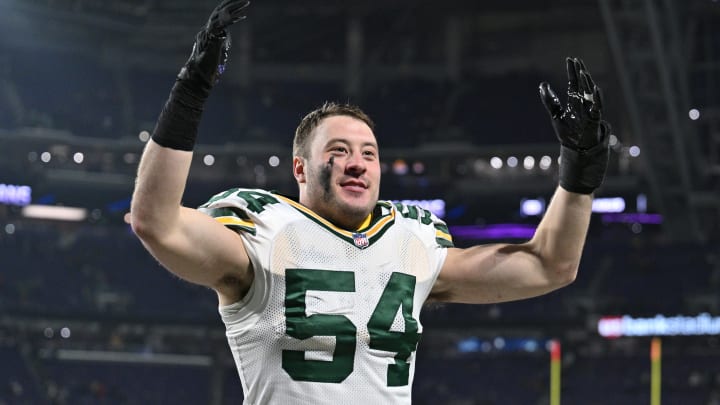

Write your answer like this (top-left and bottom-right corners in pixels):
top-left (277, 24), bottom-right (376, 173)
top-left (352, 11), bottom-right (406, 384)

top-left (558, 143), bottom-right (609, 194)
top-left (150, 80), bottom-right (208, 151)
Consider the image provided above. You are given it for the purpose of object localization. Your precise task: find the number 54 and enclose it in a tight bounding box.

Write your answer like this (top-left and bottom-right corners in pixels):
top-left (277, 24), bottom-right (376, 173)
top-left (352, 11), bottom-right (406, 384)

top-left (283, 269), bottom-right (421, 386)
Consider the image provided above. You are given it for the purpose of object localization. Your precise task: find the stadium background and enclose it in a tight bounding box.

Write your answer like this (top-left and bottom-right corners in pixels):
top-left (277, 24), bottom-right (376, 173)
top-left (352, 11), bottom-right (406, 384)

top-left (0, 0), bottom-right (718, 403)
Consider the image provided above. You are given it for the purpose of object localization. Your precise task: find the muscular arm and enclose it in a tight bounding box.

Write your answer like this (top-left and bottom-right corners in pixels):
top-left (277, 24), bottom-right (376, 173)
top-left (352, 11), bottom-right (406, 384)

top-left (129, 0), bottom-right (252, 306)
top-left (430, 58), bottom-right (610, 305)
top-left (130, 140), bottom-right (252, 305)
top-left (430, 187), bottom-right (591, 304)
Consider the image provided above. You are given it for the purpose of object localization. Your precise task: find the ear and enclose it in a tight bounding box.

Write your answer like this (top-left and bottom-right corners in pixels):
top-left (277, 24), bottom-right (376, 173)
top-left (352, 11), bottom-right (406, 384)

top-left (293, 156), bottom-right (306, 183)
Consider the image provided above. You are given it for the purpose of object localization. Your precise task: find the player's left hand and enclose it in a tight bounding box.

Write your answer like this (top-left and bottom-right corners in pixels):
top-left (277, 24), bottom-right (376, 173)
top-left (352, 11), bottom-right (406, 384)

top-left (539, 57), bottom-right (609, 151)
top-left (538, 57), bottom-right (611, 194)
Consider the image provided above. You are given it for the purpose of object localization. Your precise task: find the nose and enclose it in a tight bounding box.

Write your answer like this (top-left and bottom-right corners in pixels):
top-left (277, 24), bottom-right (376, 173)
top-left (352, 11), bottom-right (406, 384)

top-left (345, 152), bottom-right (366, 176)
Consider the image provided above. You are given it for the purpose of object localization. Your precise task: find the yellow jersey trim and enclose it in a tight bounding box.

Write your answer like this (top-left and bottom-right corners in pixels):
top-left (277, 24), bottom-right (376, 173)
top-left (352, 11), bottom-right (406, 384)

top-left (216, 216), bottom-right (255, 228)
top-left (276, 195), bottom-right (395, 239)
top-left (435, 229), bottom-right (453, 242)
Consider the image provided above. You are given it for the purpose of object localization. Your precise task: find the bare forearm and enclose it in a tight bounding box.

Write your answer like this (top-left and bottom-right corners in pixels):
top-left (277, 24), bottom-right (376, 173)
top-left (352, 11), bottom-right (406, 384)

top-left (131, 140), bottom-right (193, 236)
top-left (530, 186), bottom-right (593, 275)
top-left (432, 58), bottom-right (609, 304)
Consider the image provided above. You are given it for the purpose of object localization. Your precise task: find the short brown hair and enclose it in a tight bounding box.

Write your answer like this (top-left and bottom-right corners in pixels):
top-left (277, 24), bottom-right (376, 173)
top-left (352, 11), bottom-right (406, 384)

top-left (293, 102), bottom-right (375, 158)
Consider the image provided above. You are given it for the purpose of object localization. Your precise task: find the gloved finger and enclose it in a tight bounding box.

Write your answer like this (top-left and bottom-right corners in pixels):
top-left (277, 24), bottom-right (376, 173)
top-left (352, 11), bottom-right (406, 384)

top-left (575, 58), bottom-right (596, 95)
top-left (590, 85), bottom-right (603, 117)
top-left (579, 71), bottom-right (594, 100)
top-left (600, 120), bottom-right (611, 135)
top-left (227, 0), bottom-right (250, 16)
top-left (578, 60), bottom-right (596, 90)
top-left (566, 57), bottom-right (579, 96)
top-left (212, 0), bottom-right (236, 21)
top-left (209, 0), bottom-right (248, 31)
top-left (577, 58), bottom-right (591, 78)
top-left (225, 3), bottom-right (249, 25)
top-left (575, 59), bottom-right (593, 94)
top-left (539, 82), bottom-right (563, 118)
top-left (217, 0), bottom-right (237, 10)
top-left (226, 13), bottom-right (248, 26)
top-left (598, 120), bottom-right (612, 144)
top-left (230, 15), bottom-right (247, 25)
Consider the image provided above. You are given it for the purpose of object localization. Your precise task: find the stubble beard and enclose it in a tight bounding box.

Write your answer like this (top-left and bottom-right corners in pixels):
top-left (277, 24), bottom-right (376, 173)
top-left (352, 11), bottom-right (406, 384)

top-left (314, 157), bottom-right (374, 226)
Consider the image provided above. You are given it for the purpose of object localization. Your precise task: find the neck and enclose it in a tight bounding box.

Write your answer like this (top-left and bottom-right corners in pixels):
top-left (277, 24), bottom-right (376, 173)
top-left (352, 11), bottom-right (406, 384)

top-left (298, 197), bottom-right (373, 231)
top-left (324, 209), bottom-right (372, 231)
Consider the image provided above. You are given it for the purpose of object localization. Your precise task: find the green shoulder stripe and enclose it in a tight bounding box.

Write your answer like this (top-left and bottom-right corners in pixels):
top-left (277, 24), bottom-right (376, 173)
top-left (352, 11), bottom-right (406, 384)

top-left (204, 207), bottom-right (256, 235)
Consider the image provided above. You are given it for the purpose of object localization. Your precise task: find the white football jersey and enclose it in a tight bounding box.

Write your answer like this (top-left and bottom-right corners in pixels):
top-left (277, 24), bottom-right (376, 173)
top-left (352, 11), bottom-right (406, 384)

top-left (198, 188), bottom-right (453, 405)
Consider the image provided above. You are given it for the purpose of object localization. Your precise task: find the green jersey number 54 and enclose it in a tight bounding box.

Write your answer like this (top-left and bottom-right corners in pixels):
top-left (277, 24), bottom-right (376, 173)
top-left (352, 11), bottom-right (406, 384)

top-left (282, 269), bottom-right (421, 386)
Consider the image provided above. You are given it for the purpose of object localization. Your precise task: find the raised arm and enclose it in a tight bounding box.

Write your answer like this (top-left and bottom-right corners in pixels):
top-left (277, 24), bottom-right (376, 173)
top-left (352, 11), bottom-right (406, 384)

top-left (430, 57), bottom-right (611, 304)
top-left (130, 0), bottom-right (253, 306)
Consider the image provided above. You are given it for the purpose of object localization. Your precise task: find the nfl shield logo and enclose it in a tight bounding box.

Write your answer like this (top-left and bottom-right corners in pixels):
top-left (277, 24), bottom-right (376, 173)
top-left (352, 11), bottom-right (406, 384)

top-left (352, 232), bottom-right (369, 249)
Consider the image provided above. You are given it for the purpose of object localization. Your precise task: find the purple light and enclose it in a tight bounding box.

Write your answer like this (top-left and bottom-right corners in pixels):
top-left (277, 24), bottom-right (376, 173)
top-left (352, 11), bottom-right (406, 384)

top-left (450, 224), bottom-right (536, 240)
top-left (601, 213), bottom-right (663, 224)
top-left (0, 184), bottom-right (32, 206)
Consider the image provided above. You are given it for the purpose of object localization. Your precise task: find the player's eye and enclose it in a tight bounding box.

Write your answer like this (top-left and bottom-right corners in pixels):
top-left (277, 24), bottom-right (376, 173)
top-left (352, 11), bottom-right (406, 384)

top-left (331, 146), bottom-right (348, 154)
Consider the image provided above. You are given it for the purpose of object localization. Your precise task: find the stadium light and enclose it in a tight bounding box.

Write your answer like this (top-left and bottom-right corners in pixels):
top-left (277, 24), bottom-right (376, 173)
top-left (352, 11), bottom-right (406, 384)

top-left (539, 156), bottom-right (552, 170)
top-left (523, 156), bottom-right (535, 170)
top-left (591, 197), bottom-right (626, 213)
top-left (0, 184), bottom-right (32, 206)
top-left (22, 205), bottom-right (87, 222)
top-left (688, 108), bottom-right (700, 120)
top-left (520, 198), bottom-right (545, 216)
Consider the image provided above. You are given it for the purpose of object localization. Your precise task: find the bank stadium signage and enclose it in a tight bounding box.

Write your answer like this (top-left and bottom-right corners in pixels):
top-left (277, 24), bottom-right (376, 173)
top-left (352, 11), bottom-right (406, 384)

top-left (0, 184), bottom-right (32, 206)
top-left (598, 313), bottom-right (720, 338)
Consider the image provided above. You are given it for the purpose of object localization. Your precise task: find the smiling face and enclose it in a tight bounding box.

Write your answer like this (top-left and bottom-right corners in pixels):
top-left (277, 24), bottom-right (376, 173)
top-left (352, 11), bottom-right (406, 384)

top-left (294, 115), bottom-right (381, 230)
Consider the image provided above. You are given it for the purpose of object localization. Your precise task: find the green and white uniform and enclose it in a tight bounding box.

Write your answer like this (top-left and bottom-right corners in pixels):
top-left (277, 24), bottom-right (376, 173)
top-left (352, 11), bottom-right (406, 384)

top-left (199, 188), bottom-right (453, 405)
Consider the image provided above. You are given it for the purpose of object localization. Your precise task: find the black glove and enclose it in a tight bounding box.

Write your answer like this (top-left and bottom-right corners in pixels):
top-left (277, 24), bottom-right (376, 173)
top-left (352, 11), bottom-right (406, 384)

top-left (152, 0), bottom-right (250, 151)
top-left (539, 57), bottom-right (611, 194)
top-left (178, 0), bottom-right (250, 89)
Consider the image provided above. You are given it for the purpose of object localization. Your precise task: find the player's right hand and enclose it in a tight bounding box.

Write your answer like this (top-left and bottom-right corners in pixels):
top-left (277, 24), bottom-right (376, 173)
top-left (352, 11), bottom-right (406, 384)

top-left (177, 0), bottom-right (251, 89)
